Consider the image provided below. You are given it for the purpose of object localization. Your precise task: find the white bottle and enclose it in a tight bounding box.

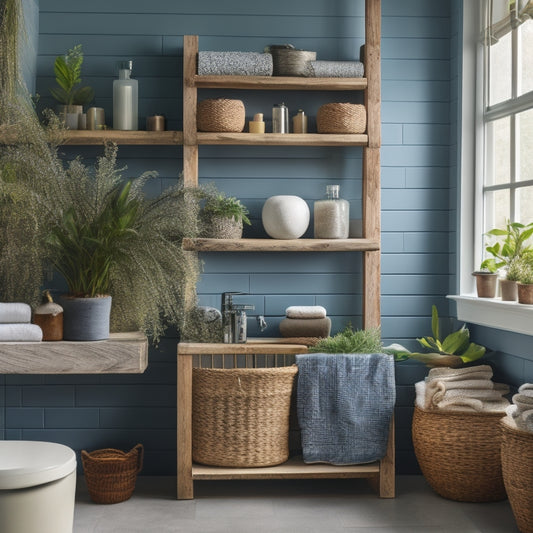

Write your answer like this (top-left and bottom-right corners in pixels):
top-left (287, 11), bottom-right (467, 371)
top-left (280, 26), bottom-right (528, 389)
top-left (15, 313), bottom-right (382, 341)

top-left (113, 60), bottom-right (138, 130)
top-left (314, 185), bottom-right (350, 239)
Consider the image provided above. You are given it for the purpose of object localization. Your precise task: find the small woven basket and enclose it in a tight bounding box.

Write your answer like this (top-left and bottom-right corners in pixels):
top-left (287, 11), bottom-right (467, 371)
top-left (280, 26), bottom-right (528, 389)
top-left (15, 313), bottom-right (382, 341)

top-left (316, 103), bottom-right (366, 134)
top-left (81, 444), bottom-right (143, 504)
top-left (192, 365), bottom-right (298, 467)
top-left (197, 98), bottom-right (245, 132)
top-left (270, 49), bottom-right (316, 76)
top-left (501, 418), bottom-right (533, 533)
top-left (202, 215), bottom-right (243, 239)
top-left (412, 406), bottom-right (507, 502)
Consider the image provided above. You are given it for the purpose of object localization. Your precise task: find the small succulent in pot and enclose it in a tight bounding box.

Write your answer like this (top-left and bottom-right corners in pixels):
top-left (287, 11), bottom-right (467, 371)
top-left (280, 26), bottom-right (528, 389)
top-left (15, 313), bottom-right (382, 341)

top-left (200, 190), bottom-right (251, 239)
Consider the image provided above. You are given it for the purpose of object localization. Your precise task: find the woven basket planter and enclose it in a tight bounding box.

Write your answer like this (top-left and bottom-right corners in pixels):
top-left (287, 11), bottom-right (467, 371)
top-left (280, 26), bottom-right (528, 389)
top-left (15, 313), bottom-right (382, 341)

top-left (81, 444), bottom-right (143, 504)
top-left (501, 418), bottom-right (533, 533)
top-left (192, 365), bottom-right (298, 467)
top-left (412, 407), bottom-right (506, 502)
top-left (316, 103), bottom-right (366, 134)
top-left (197, 98), bottom-right (245, 132)
top-left (202, 215), bottom-right (243, 239)
top-left (270, 48), bottom-right (316, 76)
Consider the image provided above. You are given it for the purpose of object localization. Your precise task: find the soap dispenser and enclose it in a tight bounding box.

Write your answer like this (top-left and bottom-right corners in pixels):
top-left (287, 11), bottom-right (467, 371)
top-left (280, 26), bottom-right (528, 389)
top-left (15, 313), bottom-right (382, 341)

top-left (113, 60), bottom-right (138, 130)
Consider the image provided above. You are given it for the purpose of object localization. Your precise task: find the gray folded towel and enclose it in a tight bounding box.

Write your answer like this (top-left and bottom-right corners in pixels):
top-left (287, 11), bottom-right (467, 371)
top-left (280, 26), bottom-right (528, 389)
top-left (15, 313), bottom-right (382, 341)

top-left (305, 60), bottom-right (364, 78)
top-left (280, 317), bottom-right (331, 338)
top-left (0, 323), bottom-right (42, 341)
top-left (198, 51), bottom-right (273, 76)
top-left (0, 302), bottom-right (32, 323)
top-left (296, 353), bottom-right (395, 465)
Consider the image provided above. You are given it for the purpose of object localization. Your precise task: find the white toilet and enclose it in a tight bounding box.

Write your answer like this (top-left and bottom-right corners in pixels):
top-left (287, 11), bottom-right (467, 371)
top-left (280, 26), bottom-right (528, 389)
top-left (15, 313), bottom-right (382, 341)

top-left (0, 441), bottom-right (77, 533)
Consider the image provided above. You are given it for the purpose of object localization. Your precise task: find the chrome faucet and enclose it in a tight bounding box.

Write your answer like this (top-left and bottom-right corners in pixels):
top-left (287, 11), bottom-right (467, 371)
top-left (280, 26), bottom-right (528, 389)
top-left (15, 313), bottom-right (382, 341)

top-left (221, 292), bottom-right (254, 343)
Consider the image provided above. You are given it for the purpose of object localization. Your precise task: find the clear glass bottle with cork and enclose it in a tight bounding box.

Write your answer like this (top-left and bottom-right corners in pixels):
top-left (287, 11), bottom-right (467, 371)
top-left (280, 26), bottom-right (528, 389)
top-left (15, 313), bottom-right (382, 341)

top-left (313, 184), bottom-right (350, 239)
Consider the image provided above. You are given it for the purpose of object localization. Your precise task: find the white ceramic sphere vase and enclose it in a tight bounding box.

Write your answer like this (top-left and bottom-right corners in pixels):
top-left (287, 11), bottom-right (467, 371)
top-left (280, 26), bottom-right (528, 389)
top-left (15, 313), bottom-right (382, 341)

top-left (262, 195), bottom-right (310, 239)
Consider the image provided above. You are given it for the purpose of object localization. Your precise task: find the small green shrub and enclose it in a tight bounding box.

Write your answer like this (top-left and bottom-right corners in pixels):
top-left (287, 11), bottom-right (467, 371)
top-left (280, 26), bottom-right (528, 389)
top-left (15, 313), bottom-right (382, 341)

top-left (309, 325), bottom-right (383, 354)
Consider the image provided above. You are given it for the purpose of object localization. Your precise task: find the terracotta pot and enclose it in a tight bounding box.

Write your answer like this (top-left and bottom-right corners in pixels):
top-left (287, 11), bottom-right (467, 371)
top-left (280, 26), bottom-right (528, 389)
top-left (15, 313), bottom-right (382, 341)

top-left (517, 283), bottom-right (533, 305)
top-left (499, 279), bottom-right (518, 302)
top-left (472, 271), bottom-right (498, 298)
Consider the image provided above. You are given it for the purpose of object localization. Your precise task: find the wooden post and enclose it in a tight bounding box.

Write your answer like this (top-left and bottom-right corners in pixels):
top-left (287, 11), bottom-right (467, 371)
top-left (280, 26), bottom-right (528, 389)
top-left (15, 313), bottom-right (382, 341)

top-left (177, 350), bottom-right (193, 499)
top-left (183, 35), bottom-right (199, 187)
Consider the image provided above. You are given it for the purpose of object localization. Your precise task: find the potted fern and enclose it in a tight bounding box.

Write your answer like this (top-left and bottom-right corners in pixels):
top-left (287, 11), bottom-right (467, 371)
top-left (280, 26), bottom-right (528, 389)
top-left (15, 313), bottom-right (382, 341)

top-left (49, 44), bottom-right (94, 129)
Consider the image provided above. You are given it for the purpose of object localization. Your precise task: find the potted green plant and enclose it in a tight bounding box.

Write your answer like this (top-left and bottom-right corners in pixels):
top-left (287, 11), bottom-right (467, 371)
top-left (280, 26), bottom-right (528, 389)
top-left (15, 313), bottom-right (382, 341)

top-left (308, 324), bottom-right (383, 354)
top-left (200, 190), bottom-right (251, 239)
top-left (385, 305), bottom-right (486, 367)
top-left (514, 255), bottom-right (533, 304)
top-left (482, 220), bottom-right (533, 301)
top-left (49, 44), bottom-right (94, 128)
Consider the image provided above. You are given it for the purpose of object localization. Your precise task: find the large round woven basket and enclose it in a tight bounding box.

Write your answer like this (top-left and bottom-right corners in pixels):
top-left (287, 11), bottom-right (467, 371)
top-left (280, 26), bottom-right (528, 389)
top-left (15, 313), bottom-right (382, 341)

top-left (316, 103), bottom-right (366, 134)
top-left (81, 444), bottom-right (143, 504)
top-left (412, 406), bottom-right (506, 502)
top-left (501, 418), bottom-right (533, 533)
top-left (197, 98), bottom-right (245, 132)
top-left (192, 365), bottom-right (298, 467)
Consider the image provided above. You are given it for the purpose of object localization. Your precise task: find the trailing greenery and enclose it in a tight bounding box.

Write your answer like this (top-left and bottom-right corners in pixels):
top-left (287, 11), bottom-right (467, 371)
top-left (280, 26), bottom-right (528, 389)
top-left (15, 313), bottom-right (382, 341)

top-left (385, 305), bottom-right (486, 368)
top-left (49, 44), bottom-right (94, 106)
top-left (0, 0), bottom-right (22, 112)
top-left (309, 324), bottom-right (383, 354)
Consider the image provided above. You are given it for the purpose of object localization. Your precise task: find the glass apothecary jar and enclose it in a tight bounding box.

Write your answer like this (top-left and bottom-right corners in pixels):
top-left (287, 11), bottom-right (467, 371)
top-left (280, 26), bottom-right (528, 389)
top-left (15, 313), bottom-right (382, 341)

top-left (313, 185), bottom-right (349, 239)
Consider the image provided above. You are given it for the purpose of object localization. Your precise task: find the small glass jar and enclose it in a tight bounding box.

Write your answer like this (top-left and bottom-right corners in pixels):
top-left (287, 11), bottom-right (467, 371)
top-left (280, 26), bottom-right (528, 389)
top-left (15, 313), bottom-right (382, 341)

top-left (313, 185), bottom-right (350, 239)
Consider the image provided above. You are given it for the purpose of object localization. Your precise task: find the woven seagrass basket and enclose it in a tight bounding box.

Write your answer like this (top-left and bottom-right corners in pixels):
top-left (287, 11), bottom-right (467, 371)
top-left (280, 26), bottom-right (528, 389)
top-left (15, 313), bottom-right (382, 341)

top-left (192, 365), bottom-right (298, 467)
top-left (412, 406), bottom-right (507, 502)
top-left (81, 444), bottom-right (143, 504)
top-left (316, 103), bottom-right (366, 134)
top-left (270, 48), bottom-right (316, 76)
top-left (501, 418), bottom-right (533, 533)
top-left (197, 98), bottom-right (245, 132)
top-left (202, 215), bottom-right (243, 239)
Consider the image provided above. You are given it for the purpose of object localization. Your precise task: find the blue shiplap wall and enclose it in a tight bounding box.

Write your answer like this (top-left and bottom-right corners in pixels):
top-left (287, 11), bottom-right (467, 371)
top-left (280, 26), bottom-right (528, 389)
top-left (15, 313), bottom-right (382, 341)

top-left (0, 0), bottom-right (496, 475)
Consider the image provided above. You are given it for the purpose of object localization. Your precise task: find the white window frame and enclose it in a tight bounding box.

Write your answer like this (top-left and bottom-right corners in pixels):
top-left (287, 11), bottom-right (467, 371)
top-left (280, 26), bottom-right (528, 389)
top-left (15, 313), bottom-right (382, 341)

top-left (450, 0), bottom-right (533, 335)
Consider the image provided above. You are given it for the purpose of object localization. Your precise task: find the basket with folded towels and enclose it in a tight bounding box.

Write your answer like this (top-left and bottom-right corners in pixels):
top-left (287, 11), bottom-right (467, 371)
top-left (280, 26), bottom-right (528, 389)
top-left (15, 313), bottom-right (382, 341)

top-left (412, 365), bottom-right (509, 502)
top-left (0, 303), bottom-right (42, 341)
top-left (501, 386), bottom-right (533, 533)
top-left (279, 305), bottom-right (331, 338)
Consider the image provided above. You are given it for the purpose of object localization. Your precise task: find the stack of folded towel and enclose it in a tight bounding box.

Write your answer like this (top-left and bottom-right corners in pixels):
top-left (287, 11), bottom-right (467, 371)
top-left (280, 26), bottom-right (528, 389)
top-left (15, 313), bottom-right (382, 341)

top-left (415, 365), bottom-right (510, 412)
top-left (506, 383), bottom-right (533, 432)
top-left (0, 303), bottom-right (42, 341)
top-left (279, 306), bottom-right (331, 338)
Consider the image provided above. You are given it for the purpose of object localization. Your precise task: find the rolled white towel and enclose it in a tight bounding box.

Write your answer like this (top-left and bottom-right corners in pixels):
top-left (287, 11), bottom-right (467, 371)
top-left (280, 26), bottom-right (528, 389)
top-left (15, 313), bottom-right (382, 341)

top-left (0, 323), bottom-right (42, 342)
top-left (0, 303), bottom-right (32, 323)
top-left (521, 410), bottom-right (533, 433)
top-left (285, 305), bottom-right (327, 319)
top-left (505, 404), bottom-right (518, 418)
top-left (415, 380), bottom-right (427, 409)
top-left (518, 383), bottom-right (533, 397)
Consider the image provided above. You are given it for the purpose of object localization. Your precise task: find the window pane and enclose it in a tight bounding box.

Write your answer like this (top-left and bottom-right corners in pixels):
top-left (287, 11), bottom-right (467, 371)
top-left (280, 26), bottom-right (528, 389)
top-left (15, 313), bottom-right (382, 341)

top-left (519, 108), bottom-right (533, 181)
top-left (517, 186), bottom-right (533, 224)
top-left (520, 19), bottom-right (533, 96)
top-left (484, 189), bottom-right (510, 232)
top-left (489, 31), bottom-right (512, 106)
top-left (485, 117), bottom-right (511, 186)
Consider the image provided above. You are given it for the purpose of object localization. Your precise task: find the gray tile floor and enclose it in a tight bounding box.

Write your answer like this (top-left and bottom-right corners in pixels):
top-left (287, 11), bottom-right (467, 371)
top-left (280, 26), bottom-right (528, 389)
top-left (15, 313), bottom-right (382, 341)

top-left (74, 475), bottom-right (519, 533)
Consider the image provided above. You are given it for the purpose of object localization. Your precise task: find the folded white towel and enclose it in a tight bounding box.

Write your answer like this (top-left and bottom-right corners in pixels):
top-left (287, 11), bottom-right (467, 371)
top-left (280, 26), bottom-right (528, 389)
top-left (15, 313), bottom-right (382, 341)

top-left (505, 404), bottom-right (518, 417)
top-left (0, 303), bottom-right (32, 324)
top-left (425, 379), bottom-right (496, 409)
top-left (432, 387), bottom-right (508, 407)
top-left (0, 323), bottom-right (42, 342)
top-left (427, 365), bottom-right (493, 382)
top-left (436, 397), bottom-right (509, 412)
top-left (521, 410), bottom-right (533, 432)
top-left (285, 305), bottom-right (327, 319)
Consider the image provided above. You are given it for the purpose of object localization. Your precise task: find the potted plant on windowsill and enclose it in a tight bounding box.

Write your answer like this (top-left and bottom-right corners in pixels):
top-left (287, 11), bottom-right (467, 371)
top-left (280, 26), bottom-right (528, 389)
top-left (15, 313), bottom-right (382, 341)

top-left (514, 256), bottom-right (533, 304)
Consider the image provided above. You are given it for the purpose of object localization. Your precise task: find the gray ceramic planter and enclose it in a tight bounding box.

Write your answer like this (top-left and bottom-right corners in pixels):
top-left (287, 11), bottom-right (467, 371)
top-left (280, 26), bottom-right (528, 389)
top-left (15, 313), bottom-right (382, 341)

top-left (59, 295), bottom-right (112, 341)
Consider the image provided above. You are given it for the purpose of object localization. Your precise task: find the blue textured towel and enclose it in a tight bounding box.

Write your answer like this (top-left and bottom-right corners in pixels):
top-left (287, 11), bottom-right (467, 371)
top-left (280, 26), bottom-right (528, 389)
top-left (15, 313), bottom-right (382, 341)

top-left (296, 353), bottom-right (395, 465)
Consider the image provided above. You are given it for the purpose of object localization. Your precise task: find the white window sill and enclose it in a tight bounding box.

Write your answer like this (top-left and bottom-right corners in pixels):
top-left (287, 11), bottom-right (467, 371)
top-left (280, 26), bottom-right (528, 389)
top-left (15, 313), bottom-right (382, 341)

top-left (447, 295), bottom-right (533, 337)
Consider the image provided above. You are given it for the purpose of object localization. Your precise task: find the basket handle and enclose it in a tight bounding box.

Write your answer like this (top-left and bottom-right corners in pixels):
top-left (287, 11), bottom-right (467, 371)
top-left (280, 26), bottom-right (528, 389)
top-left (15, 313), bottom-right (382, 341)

top-left (132, 443), bottom-right (144, 474)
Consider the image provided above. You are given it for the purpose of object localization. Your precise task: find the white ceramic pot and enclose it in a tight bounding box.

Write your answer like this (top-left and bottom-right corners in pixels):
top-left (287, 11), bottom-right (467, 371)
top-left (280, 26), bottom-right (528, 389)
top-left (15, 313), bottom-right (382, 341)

top-left (262, 195), bottom-right (310, 239)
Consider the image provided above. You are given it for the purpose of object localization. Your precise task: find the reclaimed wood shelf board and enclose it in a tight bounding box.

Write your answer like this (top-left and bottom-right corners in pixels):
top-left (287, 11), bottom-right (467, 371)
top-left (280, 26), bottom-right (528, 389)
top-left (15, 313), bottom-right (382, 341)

top-left (0, 331), bottom-right (148, 374)
top-left (182, 238), bottom-right (380, 252)
top-left (195, 132), bottom-right (368, 146)
top-left (60, 130), bottom-right (183, 145)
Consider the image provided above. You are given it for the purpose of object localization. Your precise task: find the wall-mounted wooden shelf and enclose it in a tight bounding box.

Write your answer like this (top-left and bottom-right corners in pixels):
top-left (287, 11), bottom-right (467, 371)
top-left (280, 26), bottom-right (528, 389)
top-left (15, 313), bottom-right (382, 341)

top-left (182, 237), bottom-right (380, 252)
top-left (60, 130), bottom-right (183, 145)
top-left (193, 75), bottom-right (367, 91)
top-left (195, 132), bottom-right (368, 146)
top-left (0, 331), bottom-right (148, 374)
